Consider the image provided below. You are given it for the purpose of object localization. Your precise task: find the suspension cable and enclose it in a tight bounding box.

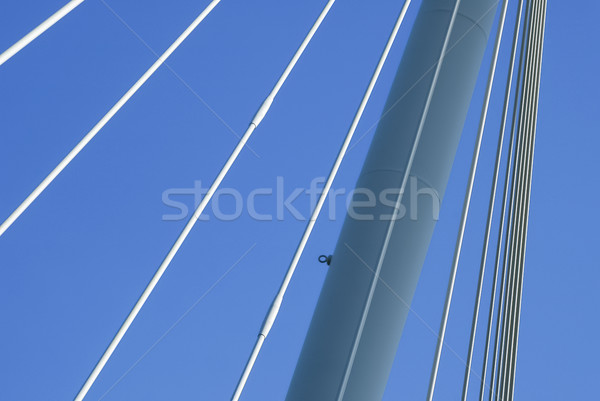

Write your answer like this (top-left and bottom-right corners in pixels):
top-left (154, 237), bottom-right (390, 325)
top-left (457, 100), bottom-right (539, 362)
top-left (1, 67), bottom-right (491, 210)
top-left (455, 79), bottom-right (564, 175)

top-left (0, 0), bottom-right (222, 238)
top-left (73, 1), bottom-right (333, 399)
top-left (229, 2), bottom-right (414, 400)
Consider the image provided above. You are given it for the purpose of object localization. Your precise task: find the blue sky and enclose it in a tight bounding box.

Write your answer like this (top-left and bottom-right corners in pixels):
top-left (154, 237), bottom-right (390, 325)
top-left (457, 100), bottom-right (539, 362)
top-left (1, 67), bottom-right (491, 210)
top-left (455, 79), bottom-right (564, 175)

top-left (0, 1), bottom-right (598, 400)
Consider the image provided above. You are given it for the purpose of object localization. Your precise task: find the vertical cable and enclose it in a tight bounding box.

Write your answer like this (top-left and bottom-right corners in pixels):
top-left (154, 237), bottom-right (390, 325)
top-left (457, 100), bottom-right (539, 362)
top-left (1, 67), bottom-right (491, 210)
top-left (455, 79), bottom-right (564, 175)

top-left (492, 2), bottom-right (533, 398)
top-left (460, 0), bottom-right (512, 398)
top-left (498, 1), bottom-right (539, 398)
top-left (506, 1), bottom-right (545, 398)
top-left (475, 2), bottom-right (526, 400)
top-left (502, 2), bottom-right (539, 395)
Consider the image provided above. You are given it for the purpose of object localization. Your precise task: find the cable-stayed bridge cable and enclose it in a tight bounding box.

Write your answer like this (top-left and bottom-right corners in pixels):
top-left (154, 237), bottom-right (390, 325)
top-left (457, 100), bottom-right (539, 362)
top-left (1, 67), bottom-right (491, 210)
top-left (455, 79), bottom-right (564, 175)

top-left (72, 0), bottom-right (334, 399)
top-left (489, 1), bottom-right (545, 398)
top-left (0, 0), bottom-right (222, 238)
top-left (475, 2), bottom-right (527, 400)
top-left (460, 1), bottom-right (511, 398)
top-left (504, 2), bottom-right (545, 398)
top-left (488, 2), bottom-right (531, 399)
top-left (426, 0), bottom-right (509, 397)
top-left (498, 1), bottom-right (538, 397)
top-left (229, 2), bottom-right (413, 400)
top-left (0, 0), bottom-right (85, 66)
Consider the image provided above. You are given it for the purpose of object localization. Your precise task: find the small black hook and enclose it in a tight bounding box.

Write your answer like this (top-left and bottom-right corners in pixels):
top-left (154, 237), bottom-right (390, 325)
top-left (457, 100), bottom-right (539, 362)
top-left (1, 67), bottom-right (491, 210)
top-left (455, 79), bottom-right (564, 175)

top-left (318, 254), bottom-right (332, 266)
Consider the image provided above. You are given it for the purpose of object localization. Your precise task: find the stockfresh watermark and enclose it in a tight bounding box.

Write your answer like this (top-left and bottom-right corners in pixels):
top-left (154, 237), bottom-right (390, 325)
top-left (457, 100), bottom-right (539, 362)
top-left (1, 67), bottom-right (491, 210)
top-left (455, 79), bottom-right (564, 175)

top-left (161, 176), bottom-right (440, 222)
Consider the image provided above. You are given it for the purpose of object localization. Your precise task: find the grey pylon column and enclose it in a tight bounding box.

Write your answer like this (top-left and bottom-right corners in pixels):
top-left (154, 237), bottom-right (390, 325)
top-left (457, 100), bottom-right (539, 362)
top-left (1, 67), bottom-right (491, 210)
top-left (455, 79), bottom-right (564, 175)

top-left (285, 1), bottom-right (499, 400)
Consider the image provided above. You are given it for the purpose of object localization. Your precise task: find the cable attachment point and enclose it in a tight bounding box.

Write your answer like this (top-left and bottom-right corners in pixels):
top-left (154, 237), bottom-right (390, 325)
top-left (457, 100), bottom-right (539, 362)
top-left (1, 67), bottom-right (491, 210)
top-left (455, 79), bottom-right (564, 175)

top-left (318, 255), bottom-right (332, 265)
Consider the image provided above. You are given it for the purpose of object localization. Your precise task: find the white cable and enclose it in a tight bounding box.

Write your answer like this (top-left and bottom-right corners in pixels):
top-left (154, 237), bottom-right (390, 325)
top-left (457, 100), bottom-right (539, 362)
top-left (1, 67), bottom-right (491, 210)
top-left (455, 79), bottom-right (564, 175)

top-left (74, 1), bottom-right (333, 400)
top-left (488, 2), bottom-right (532, 399)
top-left (504, 1), bottom-right (545, 398)
top-left (507, 4), bottom-right (545, 395)
top-left (0, 0), bottom-right (222, 239)
top-left (0, 0), bottom-right (85, 67)
top-left (493, 40), bottom-right (528, 398)
top-left (230, 2), bottom-right (413, 400)
top-left (498, 1), bottom-right (539, 397)
top-left (459, 0), bottom-right (511, 399)
top-left (69, 1), bottom-right (224, 399)
top-left (475, 1), bottom-right (526, 399)
top-left (426, 0), bottom-right (510, 396)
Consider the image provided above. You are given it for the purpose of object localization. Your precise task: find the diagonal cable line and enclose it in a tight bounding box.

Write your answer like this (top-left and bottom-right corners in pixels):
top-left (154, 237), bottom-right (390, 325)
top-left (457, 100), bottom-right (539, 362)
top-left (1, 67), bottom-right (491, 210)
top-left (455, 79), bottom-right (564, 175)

top-left (0, 0), bottom-right (223, 239)
top-left (0, 0), bottom-right (85, 66)
top-left (73, 2), bottom-right (334, 399)
top-left (98, 0), bottom-right (260, 159)
top-left (96, 243), bottom-right (257, 401)
top-left (229, 2), bottom-right (412, 399)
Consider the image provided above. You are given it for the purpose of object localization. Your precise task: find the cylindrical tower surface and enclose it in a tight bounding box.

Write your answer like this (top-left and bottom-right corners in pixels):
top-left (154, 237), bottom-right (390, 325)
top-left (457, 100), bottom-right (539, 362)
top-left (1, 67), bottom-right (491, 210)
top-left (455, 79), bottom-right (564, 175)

top-left (286, 1), bottom-right (498, 400)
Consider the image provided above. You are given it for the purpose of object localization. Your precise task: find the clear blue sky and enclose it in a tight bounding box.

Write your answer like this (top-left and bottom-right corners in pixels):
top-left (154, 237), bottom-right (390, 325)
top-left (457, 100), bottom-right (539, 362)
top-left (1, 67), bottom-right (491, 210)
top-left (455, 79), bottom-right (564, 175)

top-left (0, 1), bottom-right (598, 400)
